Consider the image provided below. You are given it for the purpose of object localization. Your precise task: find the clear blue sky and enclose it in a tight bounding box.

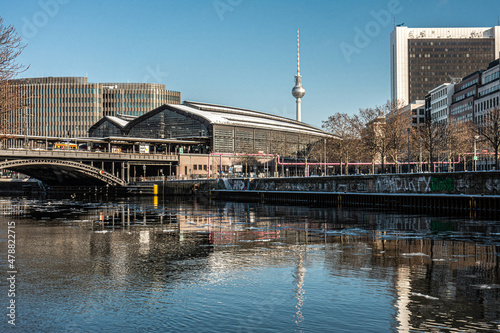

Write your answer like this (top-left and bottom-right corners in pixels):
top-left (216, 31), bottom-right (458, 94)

top-left (2, 0), bottom-right (500, 127)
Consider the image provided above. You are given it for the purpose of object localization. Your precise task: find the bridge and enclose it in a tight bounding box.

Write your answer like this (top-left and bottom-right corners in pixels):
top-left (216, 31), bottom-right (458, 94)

top-left (0, 148), bottom-right (178, 187)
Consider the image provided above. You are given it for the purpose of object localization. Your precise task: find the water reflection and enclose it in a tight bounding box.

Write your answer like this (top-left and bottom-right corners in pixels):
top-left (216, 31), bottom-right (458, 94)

top-left (0, 197), bottom-right (499, 332)
top-left (293, 250), bottom-right (306, 329)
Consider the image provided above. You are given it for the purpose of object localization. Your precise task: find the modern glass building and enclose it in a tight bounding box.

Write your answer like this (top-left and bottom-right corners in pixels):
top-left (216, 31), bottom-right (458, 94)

top-left (101, 82), bottom-right (180, 117)
top-left (9, 77), bottom-right (180, 137)
top-left (391, 26), bottom-right (500, 105)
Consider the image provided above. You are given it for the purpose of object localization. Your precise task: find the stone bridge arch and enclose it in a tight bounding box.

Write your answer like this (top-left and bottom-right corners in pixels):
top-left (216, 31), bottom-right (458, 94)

top-left (0, 159), bottom-right (126, 186)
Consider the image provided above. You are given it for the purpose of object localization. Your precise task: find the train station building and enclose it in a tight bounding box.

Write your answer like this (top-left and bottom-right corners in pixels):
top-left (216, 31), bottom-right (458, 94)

top-left (89, 101), bottom-right (335, 178)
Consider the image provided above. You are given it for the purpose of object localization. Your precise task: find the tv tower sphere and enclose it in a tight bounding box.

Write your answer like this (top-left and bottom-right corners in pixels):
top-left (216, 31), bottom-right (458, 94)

top-left (292, 78), bottom-right (305, 98)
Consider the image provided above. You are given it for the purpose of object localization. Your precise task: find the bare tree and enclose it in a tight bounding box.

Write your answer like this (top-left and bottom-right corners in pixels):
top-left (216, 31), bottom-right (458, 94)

top-left (475, 106), bottom-right (500, 170)
top-left (443, 121), bottom-right (475, 171)
top-left (358, 104), bottom-right (391, 173)
top-left (322, 112), bottom-right (358, 175)
top-left (416, 117), bottom-right (444, 172)
top-left (385, 101), bottom-right (412, 172)
top-left (0, 17), bottom-right (28, 136)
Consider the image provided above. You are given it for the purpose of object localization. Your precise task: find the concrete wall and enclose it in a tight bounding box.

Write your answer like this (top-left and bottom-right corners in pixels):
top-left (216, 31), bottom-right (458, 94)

top-left (215, 171), bottom-right (500, 195)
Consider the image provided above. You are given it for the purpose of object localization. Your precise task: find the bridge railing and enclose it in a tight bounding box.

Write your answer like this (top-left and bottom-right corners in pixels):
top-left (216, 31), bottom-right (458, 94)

top-left (0, 149), bottom-right (179, 161)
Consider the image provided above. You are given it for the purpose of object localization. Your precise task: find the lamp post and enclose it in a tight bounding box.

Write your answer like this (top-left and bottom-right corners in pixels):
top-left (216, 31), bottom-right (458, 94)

top-left (407, 128), bottom-right (411, 173)
top-left (346, 150), bottom-right (349, 175)
top-left (24, 110), bottom-right (28, 148)
top-left (323, 138), bottom-right (326, 176)
top-left (474, 135), bottom-right (480, 171)
top-left (419, 137), bottom-right (422, 173)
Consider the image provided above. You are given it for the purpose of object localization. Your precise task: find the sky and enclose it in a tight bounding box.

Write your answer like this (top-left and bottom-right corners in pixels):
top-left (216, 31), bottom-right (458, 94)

top-left (2, 0), bottom-right (500, 128)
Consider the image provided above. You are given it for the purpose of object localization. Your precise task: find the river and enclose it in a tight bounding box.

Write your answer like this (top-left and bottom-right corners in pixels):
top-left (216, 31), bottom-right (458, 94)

top-left (0, 196), bottom-right (499, 332)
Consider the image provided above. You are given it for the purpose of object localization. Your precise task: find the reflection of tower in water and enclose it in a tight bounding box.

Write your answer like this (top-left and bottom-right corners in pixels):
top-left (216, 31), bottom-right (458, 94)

top-left (293, 250), bottom-right (306, 327)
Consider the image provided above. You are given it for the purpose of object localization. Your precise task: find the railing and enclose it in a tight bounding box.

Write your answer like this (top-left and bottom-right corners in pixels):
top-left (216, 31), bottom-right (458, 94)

top-left (0, 159), bottom-right (126, 186)
top-left (0, 149), bottom-right (179, 161)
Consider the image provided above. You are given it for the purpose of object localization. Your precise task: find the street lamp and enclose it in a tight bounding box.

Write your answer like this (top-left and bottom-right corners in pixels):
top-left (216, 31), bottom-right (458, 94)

top-left (323, 138), bottom-right (326, 176)
top-left (474, 135), bottom-right (480, 171)
top-left (24, 110), bottom-right (28, 148)
top-left (407, 128), bottom-right (411, 173)
top-left (419, 137), bottom-right (422, 173)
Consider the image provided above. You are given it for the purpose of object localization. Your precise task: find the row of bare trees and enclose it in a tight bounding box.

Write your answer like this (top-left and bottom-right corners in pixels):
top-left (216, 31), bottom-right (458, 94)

top-left (319, 100), bottom-right (500, 173)
top-left (0, 17), bottom-right (28, 136)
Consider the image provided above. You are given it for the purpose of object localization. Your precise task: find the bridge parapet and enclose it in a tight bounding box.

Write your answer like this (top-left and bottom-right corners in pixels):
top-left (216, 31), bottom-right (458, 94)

top-left (0, 149), bottom-right (178, 162)
top-left (0, 159), bottom-right (126, 186)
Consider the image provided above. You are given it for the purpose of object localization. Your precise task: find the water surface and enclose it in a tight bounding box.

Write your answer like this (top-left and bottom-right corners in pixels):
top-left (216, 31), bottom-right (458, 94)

top-left (0, 197), bottom-right (499, 332)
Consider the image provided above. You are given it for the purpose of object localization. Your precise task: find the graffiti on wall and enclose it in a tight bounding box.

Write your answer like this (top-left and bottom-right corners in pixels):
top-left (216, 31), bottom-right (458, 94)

top-left (486, 178), bottom-right (500, 193)
top-left (217, 173), bottom-right (500, 195)
top-left (430, 178), bottom-right (454, 192)
top-left (220, 178), bottom-right (248, 190)
top-left (375, 176), bottom-right (432, 193)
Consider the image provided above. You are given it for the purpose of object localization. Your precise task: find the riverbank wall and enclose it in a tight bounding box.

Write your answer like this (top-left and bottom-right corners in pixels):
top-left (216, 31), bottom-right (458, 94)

top-left (148, 171), bottom-right (500, 196)
top-left (207, 171), bottom-right (500, 217)
top-left (212, 171), bottom-right (500, 195)
top-left (0, 179), bottom-right (45, 195)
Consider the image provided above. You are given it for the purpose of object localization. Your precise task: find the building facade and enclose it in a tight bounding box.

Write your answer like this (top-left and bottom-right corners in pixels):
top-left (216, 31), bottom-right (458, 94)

top-left (404, 100), bottom-right (426, 126)
top-left (475, 59), bottom-right (500, 125)
top-left (90, 101), bottom-right (333, 155)
top-left (89, 101), bottom-right (335, 178)
top-left (391, 26), bottom-right (500, 105)
top-left (450, 72), bottom-right (480, 124)
top-left (429, 83), bottom-right (455, 125)
top-left (101, 82), bottom-right (180, 117)
top-left (9, 77), bottom-right (180, 137)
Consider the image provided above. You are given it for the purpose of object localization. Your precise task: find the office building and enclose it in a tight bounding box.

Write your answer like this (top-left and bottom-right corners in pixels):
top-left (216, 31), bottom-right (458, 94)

top-left (450, 72), bottom-right (480, 124)
top-left (404, 100), bottom-right (426, 126)
top-left (391, 26), bottom-right (500, 105)
top-left (475, 59), bottom-right (500, 125)
top-left (101, 82), bottom-right (180, 117)
top-left (9, 77), bottom-right (180, 137)
top-left (429, 83), bottom-right (455, 125)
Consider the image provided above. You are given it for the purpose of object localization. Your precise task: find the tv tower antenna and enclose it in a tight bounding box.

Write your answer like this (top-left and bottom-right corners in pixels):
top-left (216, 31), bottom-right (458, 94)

top-left (292, 28), bottom-right (305, 122)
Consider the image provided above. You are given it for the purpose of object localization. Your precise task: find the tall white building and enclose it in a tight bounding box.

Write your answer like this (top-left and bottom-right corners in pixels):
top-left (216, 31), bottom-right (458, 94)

top-left (391, 26), bottom-right (500, 105)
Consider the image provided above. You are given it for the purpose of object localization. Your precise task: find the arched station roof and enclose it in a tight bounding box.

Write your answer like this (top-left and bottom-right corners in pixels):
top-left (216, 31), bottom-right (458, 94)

top-left (90, 101), bottom-right (337, 139)
top-left (178, 101), bottom-right (333, 137)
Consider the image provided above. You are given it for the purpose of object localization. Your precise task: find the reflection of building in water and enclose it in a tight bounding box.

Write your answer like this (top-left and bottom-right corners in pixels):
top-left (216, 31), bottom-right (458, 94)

top-left (395, 267), bottom-right (411, 332)
top-left (324, 234), bottom-right (500, 332)
top-left (2, 197), bottom-right (499, 332)
top-left (175, 204), bottom-right (283, 245)
top-left (0, 199), bottom-right (30, 217)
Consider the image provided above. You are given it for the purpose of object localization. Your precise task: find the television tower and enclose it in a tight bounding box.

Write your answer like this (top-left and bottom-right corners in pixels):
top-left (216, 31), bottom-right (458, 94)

top-left (292, 28), bottom-right (305, 122)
